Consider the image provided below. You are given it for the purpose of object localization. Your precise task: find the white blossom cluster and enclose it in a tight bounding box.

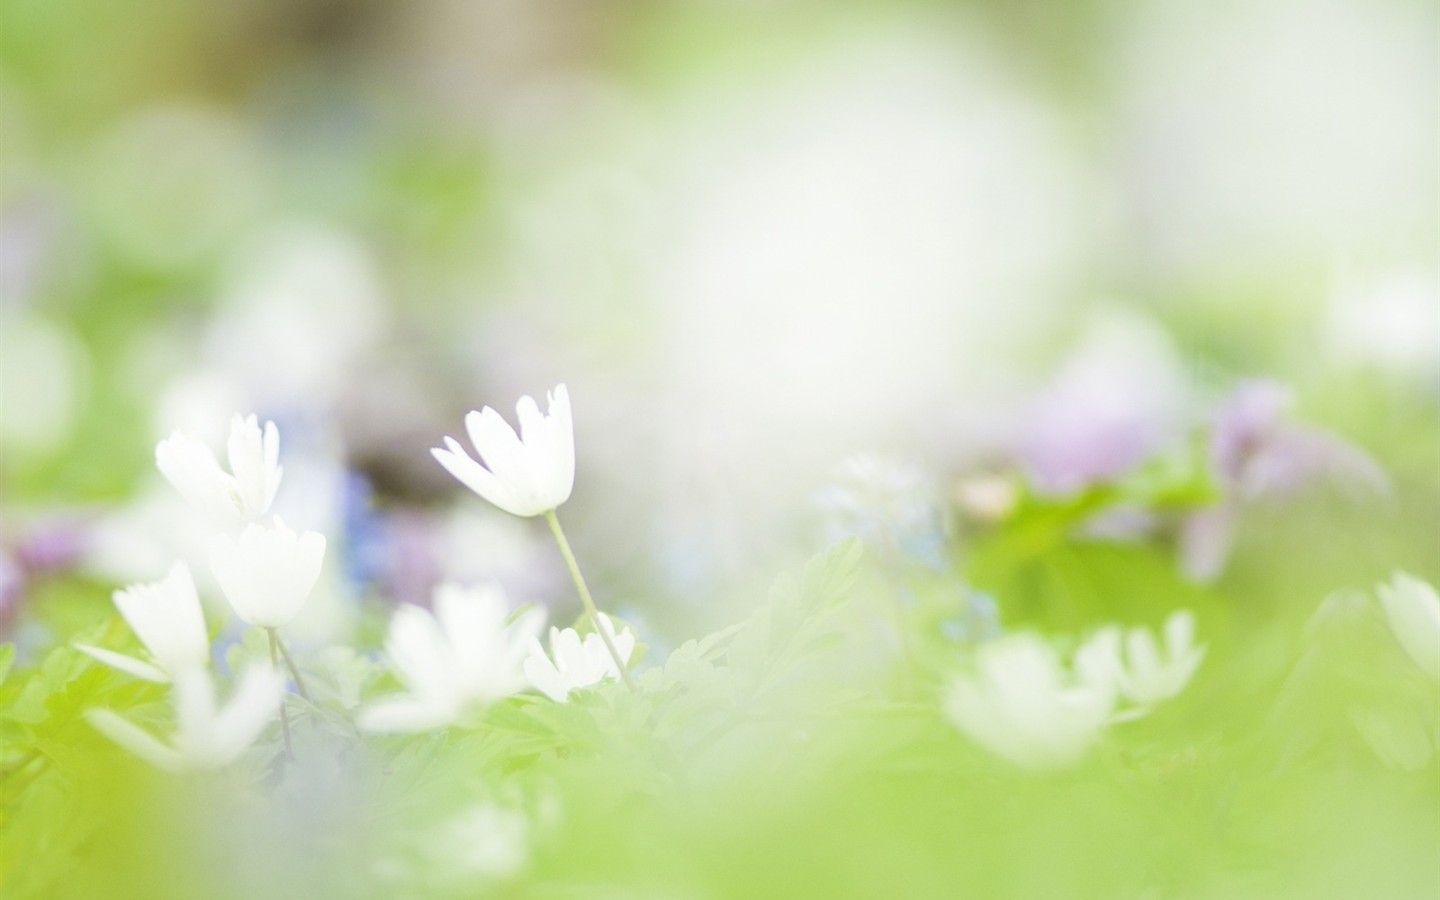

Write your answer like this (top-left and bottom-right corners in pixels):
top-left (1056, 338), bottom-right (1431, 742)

top-left (79, 384), bottom-right (1440, 787)
top-left (943, 611), bottom-right (1206, 771)
top-left (83, 387), bottom-right (634, 770)
top-left (84, 413), bottom-right (322, 770)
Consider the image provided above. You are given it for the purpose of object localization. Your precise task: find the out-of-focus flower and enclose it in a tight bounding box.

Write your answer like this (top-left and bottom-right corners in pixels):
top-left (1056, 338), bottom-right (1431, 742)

top-left (1181, 380), bottom-right (1389, 581)
top-left (816, 454), bottom-right (949, 570)
top-left (1, 520), bottom-right (90, 633)
top-left (1210, 381), bottom-right (1387, 501)
top-left (954, 474), bottom-right (1020, 524)
top-left (0, 311), bottom-right (87, 453)
top-left (1377, 572), bottom-right (1440, 681)
top-left (210, 519), bottom-right (325, 628)
top-left (1018, 312), bottom-right (1188, 495)
top-left (358, 584), bottom-right (545, 732)
top-left (156, 413), bottom-right (283, 523)
top-left (944, 632), bottom-right (1117, 770)
top-left (524, 614), bottom-right (636, 702)
top-left (1326, 268), bottom-right (1440, 378)
top-left (432, 385), bottom-right (574, 518)
top-left (1102, 610), bottom-right (1206, 707)
top-left (86, 667), bottom-right (282, 771)
top-left (76, 562), bottom-right (208, 683)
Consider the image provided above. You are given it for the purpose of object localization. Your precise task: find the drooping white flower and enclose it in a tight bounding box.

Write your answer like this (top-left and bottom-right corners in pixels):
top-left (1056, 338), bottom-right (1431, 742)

top-left (155, 413), bottom-right (283, 523)
top-left (210, 518), bottom-right (325, 628)
top-left (86, 666), bottom-right (283, 771)
top-left (431, 385), bottom-right (575, 518)
top-left (76, 561), bottom-right (209, 683)
top-left (944, 632), bottom-right (1117, 770)
top-left (1377, 571), bottom-right (1440, 681)
top-left (523, 614), bottom-right (636, 702)
top-left (1111, 610), bottom-right (1207, 707)
top-left (358, 583), bottom-right (546, 733)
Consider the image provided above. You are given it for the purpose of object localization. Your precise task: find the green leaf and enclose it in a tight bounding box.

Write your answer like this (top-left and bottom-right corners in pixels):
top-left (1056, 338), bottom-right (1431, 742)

top-left (725, 538), bottom-right (864, 688)
top-left (225, 627), bottom-right (274, 679)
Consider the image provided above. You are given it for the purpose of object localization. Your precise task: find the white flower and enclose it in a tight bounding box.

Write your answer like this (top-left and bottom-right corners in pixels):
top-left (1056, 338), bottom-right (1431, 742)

top-left (358, 583), bottom-right (546, 733)
top-left (76, 562), bottom-right (209, 683)
top-left (86, 667), bottom-right (283, 771)
top-left (210, 518), bottom-right (326, 628)
top-left (155, 413), bottom-right (283, 522)
top-left (1110, 610), bottom-right (1207, 707)
top-left (431, 385), bottom-right (575, 518)
top-left (523, 614), bottom-right (636, 702)
top-left (1377, 571), bottom-right (1440, 681)
top-left (944, 632), bottom-right (1117, 770)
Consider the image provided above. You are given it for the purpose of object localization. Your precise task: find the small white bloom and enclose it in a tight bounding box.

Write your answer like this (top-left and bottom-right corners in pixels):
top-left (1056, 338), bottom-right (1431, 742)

top-left (1377, 571), bottom-right (1440, 681)
top-left (156, 413), bottom-right (282, 522)
top-left (431, 385), bottom-right (575, 518)
top-left (358, 583), bottom-right (546, 733)
top-left (944, 632), bottom-right (1117, 770)
top-left (523, 614), bottom-right (636, 702)
top-left (76, 561), bottom-right (209, 682)
top-left (86, 666), bottom-right (283, 771)
top-left (1072, 624), bottom-right (1124, 695)
top-left (1111, 610), bottom-right (1207, 707)
top-left (210, 518), bottom-right (326, 628)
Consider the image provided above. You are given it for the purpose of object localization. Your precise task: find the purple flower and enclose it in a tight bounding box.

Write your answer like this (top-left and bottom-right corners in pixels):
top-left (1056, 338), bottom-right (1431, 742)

top-left (1181, 379), bottom-right (1389, 581)
top-left (1017, 316), bottom-right (1186, 495)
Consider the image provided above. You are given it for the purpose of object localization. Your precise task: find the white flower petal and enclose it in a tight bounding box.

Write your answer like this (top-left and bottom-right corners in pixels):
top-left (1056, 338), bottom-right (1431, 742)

top-left (205, 666), bottom-right (283, 765)
top-left (525, 614), bottom-right (634, 703)
top-left (362, 583), bottom-right (541, 729)
top-left (523, 644), bottom-right (570, 701)
top-left (156, 431), bottom-right (236, 521)
top-left (86, 710), bottom-right (186, 771)
top-left (75, 645), bottom-right (170, 683)
top-left (432, 441), bottom-right (521, 515)
top-left (435, 386), bottom-right (575, 517)
top-left (943, 633), bottom-right (1116, 770)
top-left (1111, 611), bottom-right (1205, 707)
top-left (112, 561), bottom-right (208, 676)
top-left (467, 407), bottom-right (528, 482)
top-left (386, 604), bottom-right (460, 700)
top-left (226, 414), bottom-right (283, 518)
top-left (156, 415), bottom-right (282, 522)
top-left (1378, 572), bottom-right (1440, 681)
top-left (210, 520), bottom-right (325, 628)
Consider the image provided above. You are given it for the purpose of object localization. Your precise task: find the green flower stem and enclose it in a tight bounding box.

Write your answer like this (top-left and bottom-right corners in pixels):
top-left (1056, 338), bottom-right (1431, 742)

top-left (544, 509), bottom-right (635, 689)
top-left (271, 631), bottom-right (311, 702)
top-left (267, 628), bottom-right (295, 759)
